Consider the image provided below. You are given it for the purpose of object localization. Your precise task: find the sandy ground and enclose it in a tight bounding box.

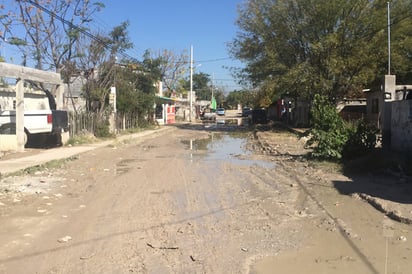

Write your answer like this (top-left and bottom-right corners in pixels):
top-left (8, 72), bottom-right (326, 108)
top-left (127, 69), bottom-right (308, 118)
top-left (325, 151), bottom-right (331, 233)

top-left (251, 129), bottom-right (412, 274)
top-left (0, 121), bottom-right (411, 273)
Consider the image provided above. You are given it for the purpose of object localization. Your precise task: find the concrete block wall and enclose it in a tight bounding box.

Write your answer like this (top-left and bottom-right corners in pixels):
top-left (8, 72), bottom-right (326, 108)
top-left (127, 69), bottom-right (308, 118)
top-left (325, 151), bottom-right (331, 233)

top-left (0, 135), bottom-right (17, 151)
top-left (391, 100), bottom-right (412, 151)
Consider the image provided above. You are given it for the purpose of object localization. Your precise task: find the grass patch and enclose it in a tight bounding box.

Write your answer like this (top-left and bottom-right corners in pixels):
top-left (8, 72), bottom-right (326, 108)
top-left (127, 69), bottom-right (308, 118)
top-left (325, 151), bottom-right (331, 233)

top-left (308, 159), bottom-right (344, 174)
top-left (5, 156), bottom-right (79, 177)
top-left (66, 125), bottom-right (159, 146)
top-left (66, 134), bottom-right (98, 146)
top-left (118, 125), bottom-right (158, 135)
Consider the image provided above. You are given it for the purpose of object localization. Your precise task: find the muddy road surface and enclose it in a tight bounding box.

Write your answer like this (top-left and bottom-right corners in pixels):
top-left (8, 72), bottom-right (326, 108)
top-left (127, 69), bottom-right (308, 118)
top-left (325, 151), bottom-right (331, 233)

top-left (1, 123), bottom-right (412, 274)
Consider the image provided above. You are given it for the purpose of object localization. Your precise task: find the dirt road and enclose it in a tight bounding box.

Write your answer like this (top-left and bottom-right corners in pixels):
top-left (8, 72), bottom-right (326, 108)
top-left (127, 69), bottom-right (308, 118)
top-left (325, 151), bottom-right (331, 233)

top-left (0, 124), bottom-right (411, 273)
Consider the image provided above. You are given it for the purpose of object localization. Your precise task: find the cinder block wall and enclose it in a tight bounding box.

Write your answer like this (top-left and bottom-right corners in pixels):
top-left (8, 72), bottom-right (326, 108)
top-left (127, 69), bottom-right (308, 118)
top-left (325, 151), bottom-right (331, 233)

top-left (391, 100), bottom-right (412, 151)
top-left (0, 135), bottom-right (17, 151)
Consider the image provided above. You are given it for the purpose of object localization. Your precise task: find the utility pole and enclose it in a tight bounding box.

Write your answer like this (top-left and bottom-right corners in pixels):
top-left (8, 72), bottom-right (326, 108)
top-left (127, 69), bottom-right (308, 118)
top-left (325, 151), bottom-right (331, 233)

top-left (189, 45), bottom-right (193, 122)
top-left (387, 1), bottom-right (391, 75)
top-left (211, 72), bottom-right (214, 108)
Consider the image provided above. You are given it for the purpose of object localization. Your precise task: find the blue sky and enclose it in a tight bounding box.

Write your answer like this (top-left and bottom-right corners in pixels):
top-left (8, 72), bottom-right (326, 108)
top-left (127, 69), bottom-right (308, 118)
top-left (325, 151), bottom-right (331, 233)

top-left (0, 0), bottom-right (245, 91)
top-left (95, 0), bottom-right (245, 91)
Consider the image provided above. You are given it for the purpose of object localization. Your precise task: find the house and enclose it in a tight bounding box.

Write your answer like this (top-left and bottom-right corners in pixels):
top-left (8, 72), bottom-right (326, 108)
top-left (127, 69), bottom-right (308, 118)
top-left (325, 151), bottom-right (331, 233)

top-left (364, 75), bottom-right (412, 151)
top-left (337, 98), bottom-right (367, 121)
top-left (63, 75), bottom-right (87, 112)
top-left (364, 89), bottom-right (382, 129)
top-left (267, 98), bottom-right (310, 127)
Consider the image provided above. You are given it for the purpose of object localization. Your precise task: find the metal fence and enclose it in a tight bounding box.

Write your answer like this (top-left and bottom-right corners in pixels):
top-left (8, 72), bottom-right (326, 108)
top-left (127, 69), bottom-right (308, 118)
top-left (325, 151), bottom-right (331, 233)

top-left (68, 111), bottom-right (142, 137)
top-left (68, 111), bottom-right (97, 136)
top-left (115, 112), bottom-right (140, 131)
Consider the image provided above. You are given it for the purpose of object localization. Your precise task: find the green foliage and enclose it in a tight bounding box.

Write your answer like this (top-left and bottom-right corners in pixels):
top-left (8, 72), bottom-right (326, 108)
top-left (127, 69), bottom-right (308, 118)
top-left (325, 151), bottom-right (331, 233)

top-left (94, 119), bottom-right (113, 138)
top-left (7, 37), bottom-right (27, 46)
top-left (66, 134), bottom-right (98, 146)
top-left (181, 72), bottom-right (212, 101)
top-left (109, 21), bottom-right (133, 55)
top-left (180, 72), bottom-right (226, 106)
top-left (231, 0), bottom-right (412, 103)
top-left (225, 89), bottom-right (256, 109)
top-left (342, 121), bottom-right (378, 160)
top-left (305, 94), bottom-right (348, 160)
top-left (306, 94), bottom-right (379, 161)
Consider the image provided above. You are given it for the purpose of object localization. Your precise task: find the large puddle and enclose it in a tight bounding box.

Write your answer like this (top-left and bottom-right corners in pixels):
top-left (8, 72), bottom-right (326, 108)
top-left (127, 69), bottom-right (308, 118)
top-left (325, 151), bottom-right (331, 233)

top-left (183, 132), bottom-right (275, 169)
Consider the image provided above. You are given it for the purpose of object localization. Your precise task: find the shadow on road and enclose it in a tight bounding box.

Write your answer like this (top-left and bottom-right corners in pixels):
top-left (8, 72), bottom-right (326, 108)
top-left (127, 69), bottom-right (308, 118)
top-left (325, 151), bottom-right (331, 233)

top-left (333, 174), bottom-right (412, 205)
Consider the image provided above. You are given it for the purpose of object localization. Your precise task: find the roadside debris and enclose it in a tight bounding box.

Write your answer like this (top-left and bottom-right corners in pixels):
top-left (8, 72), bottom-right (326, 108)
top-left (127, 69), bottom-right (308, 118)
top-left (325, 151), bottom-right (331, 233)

top-left (57, 235), bottom-right (72, 243)
top-left (146, 242), bottom-right (179, 250)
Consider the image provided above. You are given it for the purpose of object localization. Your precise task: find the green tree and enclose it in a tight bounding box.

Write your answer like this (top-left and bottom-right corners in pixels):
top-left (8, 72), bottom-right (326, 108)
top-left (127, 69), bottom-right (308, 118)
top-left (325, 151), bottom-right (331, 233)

top-left (388, 0), bottom-right (412, 84)
top-left (230, 0), bottom-right (412, 102)
top-left (115, 63), bottom-right (140, 126)
top-left (225, 89), bottom-right (256, 109)
top-left (192, 72), bottom-right (212, 100)
top-left (115, 52), bottom-right (161, 126)
top-left (79, 21), bottom-right (133, 116)
top-left (305, 94), bottom-right (378, 161)
top-left (181, 72), bottom-right (211, 100)
top-left (180, 72), bottom-right (228, 106)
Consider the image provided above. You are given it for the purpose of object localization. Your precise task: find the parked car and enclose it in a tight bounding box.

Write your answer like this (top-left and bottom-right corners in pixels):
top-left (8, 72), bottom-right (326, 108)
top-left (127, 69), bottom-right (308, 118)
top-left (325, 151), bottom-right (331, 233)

top-left (248, 108), bottom-right (267, 124)
top-left (242, 107), bottom-right (252, 117)
top-left (200, 108), bottom-right (216, 121)
top-left (216, 108), bottom-right (225, 116)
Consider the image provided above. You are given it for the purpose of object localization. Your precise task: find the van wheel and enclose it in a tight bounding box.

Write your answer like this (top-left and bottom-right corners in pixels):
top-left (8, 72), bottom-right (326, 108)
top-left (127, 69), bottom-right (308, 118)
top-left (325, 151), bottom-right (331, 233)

top-left (0, 123), bottom-right (28, 145)
top-left (23, 130), bottom-right (29, 146)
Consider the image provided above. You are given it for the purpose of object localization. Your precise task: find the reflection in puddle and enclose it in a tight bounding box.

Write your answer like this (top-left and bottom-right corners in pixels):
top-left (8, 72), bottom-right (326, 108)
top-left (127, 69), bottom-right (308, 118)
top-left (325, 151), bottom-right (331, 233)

top-left (203, 118), bottom-right (249, 128)
top-left (181, 138), bottom-right (210, 151)
top-left (184, 133), bottom-right (274, 168)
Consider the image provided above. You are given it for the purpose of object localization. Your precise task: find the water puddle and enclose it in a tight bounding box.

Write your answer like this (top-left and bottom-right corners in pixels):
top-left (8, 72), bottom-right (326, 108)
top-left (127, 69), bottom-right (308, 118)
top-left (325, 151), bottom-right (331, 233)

top-left (183, 133), bottom-right (274, 169)
top-left (204, 118), bottom-right (249, 128)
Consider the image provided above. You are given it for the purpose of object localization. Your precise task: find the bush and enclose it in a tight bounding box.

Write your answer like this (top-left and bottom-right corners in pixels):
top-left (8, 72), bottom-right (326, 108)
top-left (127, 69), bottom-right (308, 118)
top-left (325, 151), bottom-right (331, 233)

top-left (305, 94), bottom-right (378, 161)
top-left (305, 94), bottom-right (349, 160)
top-left (342, 121), bottom-right (378, 160)
top-left (94, 119), bottom-right (113, 138)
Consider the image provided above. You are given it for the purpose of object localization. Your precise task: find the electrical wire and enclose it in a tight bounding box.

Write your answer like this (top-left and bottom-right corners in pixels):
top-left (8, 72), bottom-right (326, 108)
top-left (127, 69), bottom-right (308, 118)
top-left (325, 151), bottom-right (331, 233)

top-left (20, 1), bottom-right (234, 65)
top-left (17, 0), bottom-right (243, 89)
top-left (19, 0), bottom-right (137, 62)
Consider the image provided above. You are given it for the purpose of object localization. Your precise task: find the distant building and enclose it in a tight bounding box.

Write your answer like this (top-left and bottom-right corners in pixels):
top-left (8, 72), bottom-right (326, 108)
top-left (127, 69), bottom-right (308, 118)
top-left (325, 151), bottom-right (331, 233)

top-left (63, 76), bottom-right (87, 112)
top-left (364, 75), bottom-right (412, 151)
top-left (337, 98), bottom-right (367, 122)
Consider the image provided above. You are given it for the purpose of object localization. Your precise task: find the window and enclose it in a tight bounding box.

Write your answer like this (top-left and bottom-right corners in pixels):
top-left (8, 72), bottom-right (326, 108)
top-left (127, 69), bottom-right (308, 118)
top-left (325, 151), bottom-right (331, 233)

top-left (155, 105), bottom-right (163, 119)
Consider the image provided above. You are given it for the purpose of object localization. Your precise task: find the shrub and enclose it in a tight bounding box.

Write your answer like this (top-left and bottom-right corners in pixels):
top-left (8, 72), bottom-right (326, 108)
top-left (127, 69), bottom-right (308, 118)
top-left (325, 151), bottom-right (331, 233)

top-left (342, 120), bottom-right (378, 160)
top-left (94, 119), bottom-right (113, 138)
top-left (305, 94), bottom-right (379, 161)
top-left (305, 94), bottom-right (349, 160)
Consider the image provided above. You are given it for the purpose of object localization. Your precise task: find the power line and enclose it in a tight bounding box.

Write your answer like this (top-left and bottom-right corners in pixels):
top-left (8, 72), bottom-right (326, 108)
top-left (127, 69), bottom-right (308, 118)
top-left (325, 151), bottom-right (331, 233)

top-left (81, 6), bottom-right (142, 59)
top-left (20, 0), bottom-right (136, 61)
top-left (17, 0), bottom-right (241, 86)
top-left (196, 57), bottom-right (232, 63)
